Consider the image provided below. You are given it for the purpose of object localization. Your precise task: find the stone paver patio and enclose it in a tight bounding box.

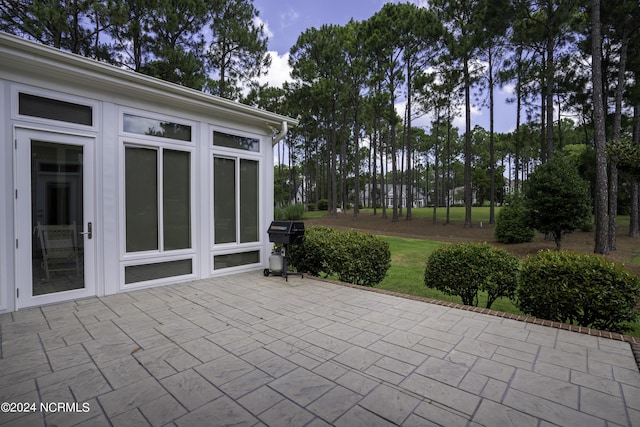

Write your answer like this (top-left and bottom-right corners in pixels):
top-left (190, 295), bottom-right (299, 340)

top-left (1, 272), bottom-right (639, 426)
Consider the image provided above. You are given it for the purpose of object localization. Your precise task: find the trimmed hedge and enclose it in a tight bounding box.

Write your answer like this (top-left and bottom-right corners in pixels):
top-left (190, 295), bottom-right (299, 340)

top-left (517, 250), bottom-right (640, 333)
top-left (288, 226), bottom-right (339, 277)
top-left (288, 226), bottom-right (391, 286)
top-left (424, 243), bottom-right (519, 308)
top-left (317, 199), bottom-right (329, 211)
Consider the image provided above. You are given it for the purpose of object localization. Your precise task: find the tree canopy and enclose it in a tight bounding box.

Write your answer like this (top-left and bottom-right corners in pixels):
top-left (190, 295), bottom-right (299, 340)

top-left (3, 0), bottom-right (639, 250)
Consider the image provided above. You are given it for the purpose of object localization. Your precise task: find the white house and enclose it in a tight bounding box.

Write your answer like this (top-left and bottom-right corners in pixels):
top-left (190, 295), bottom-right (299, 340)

top-left (0, 32), bottom-right (298, 312)
top-left (362, 184), bottom-right (427, 209)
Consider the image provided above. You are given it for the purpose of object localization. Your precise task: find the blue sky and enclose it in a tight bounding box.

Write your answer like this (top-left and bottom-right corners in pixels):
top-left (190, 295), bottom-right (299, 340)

top-left (253, 0), bottom-right (518, 134)
top-left (254, 0), bottom-right (388, 54)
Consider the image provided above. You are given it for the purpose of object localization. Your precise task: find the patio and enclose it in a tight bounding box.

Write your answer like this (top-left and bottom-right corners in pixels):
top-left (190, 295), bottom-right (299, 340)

top-left (1, 272), bottom-right (639, 426)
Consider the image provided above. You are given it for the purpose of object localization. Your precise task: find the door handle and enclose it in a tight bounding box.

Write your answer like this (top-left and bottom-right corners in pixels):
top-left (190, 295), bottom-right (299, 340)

top-left (80, 222), bottom-right (92, 239)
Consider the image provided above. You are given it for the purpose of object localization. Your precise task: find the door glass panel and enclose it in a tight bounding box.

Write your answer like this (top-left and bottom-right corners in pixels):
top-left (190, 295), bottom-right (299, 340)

top-left (31, 141), bottom-right (85, 295)
top-left (214, 157), bottom-right (236, 244)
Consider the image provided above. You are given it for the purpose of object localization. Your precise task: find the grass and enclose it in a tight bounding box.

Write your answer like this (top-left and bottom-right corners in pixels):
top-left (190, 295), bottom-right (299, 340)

top-left (307, 207), bottom-right (634, 226)
top-left (302, 210), bottom-right (329, 219)
top-left (366, 206), bottom-right (499, 223)
top-left (372, 234), bottom-right (640, 337)
top-left (308, 206), bottom-right (499, 223)
top-left (374, 236), bottom-right (522, 312)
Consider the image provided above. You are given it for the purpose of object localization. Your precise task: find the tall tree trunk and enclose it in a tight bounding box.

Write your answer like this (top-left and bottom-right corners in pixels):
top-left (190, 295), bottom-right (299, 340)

top-left (630, 101), bottom-right (640, 237)
top-left (515, 48), bottom-right (522, 192)
top-left (540, 77), bottom-right (547, 163)
top-left (609, 30), bottom-right (630, 249)
top-left (399, 139), bottom-right (405, 217)
top-left (331, 127), bottom-right (338, 216)
top-left (592, 0), bottom-right (609, 254)
top-left (340, 132), bottom-right (347, 211)
top-left (545, 12), bottom-right (555, 160)
top-left (463, 55), bottom-right (472, 228)
top-left (391, 123), bottom-right (399, 223)
top-left (353, 108), bottom-right (361, 221)
top-left (432, 109), bottom-right (440, 225)
top-left (381, 131), bottom-right (387, 219)
top-left (488, 48), bottom-right (496, 224)
top-left (406, 62), bottom-right (413, 220)
top-left (373, 128), bottom-right (378, 215)
top-left (446, 114), bottom-right (452, 224)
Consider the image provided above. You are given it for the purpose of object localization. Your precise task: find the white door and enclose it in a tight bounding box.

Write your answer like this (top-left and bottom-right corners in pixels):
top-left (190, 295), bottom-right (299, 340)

top-left (15, 128), bottom-right (95, 309)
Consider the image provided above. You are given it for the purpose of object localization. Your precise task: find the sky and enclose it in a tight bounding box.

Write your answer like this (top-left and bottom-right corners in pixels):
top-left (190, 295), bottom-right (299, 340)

top-left (252, 0), bottom-right (520, 134)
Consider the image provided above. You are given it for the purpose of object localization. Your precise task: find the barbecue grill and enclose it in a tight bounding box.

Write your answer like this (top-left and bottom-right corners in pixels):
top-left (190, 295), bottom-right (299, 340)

top-left (264, 221), bottom-right (305, 280)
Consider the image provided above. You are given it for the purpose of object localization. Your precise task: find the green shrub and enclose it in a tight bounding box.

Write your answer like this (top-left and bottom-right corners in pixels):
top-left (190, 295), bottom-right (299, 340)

top-left (288, 226), bottom-right (391, 286)
top-left (332, 230), bottom-right (391, 286)
top-left (317, 199), bottom-right (329, 211)
top-left (517, 251), bottom-right (640, 333)
top-left (495, 194), bottom-right (535, 243)
top-left (307, 202), bottom-right (317, 211)
top-left (285, 204), bottom-right (304, 220)
top-left (579, 215), bottom-right (594, 232)
top-left (424, 243), bottom-right (519, 308)
top-left (274, 207), bottom-right (285, 220)
top-left (275, 204), bottom-right (304, 220)
top-left (288, 226), bottom-right (339, 277)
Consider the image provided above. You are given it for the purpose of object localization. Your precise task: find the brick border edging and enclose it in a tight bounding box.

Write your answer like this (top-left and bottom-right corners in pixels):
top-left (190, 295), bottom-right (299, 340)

top-left (303, 275), bottom-right (640, 371)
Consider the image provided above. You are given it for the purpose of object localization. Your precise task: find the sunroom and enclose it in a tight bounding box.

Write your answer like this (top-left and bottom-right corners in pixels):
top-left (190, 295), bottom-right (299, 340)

top-left (0, 32), bottom-right (297, 312)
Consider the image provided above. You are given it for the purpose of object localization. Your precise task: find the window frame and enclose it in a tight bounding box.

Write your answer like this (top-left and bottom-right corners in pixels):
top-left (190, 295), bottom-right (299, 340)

top-left (12, 85), bottom-right (99, 131)
top-left (121, 140), bottom-right (196, 259)
top-left (210, 126), bottom-right (264, 272)
top-left (120, 108), bottom-right (195, 146)
top-left (119, 108), bottom-right (197, 262)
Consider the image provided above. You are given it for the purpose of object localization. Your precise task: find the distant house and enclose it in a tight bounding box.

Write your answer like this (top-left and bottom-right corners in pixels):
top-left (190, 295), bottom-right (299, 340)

top-left (361, 184), bottom-right (427, 208)
top-left (0, 32), bottom-right (297, 312)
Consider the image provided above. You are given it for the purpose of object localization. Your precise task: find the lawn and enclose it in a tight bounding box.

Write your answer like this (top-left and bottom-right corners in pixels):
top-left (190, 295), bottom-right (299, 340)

top-left (372, 234), bottom-right (640, 337)
top-left (367, 206), bottom-right (499, 223)
top-left (307, 206), bottom-right (500, 222)
top-left (375, 236), bottom-right (522, 312)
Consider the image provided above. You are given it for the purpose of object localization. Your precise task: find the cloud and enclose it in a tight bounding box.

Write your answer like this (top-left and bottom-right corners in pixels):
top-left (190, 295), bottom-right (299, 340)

top-left (500, 83), bottom-right (515, 96)
top-left (254, 15), bottom-right (274, 39)
top-left (279, 8), bottom-right (300, 29)
top-left (260, 51), bottom-right (292, 88)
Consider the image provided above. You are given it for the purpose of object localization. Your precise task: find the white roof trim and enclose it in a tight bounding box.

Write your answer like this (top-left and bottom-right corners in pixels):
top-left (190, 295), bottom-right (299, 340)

top-left (0, 32), bottom-right (298, 133)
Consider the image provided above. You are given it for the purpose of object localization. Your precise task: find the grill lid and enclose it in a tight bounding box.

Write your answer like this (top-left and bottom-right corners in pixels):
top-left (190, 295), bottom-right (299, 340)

top-left (267, 221), bottom-right (305, 244)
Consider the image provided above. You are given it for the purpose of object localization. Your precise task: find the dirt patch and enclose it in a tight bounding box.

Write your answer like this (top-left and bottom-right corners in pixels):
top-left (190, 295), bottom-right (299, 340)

top-left (304, 211), bottom-right (640, 275)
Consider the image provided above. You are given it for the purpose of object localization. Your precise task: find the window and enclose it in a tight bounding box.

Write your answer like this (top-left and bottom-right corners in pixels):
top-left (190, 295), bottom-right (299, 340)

top-left (125, 147), bottom-right (158, 252)
top-left (125, 146), bottom-right (191, 253)
top-left (213, 131), bottom-right (259, 152)
top-left (213, 156), bottom-right (259, 245)
top-left (124, 113), bottom-right (192, 141)
top-left (214, 157), bottom-right (236, 244)
top-left (19, 92), bottom-right (93, 126)
top-left (163, 150), bottom-right (191, 250)
top-left (240, 159), bottom-right (259, 242)
top-left (214, 251), bottom-right (260, 270)
top-left (125, 259), bottom-right (192, 284)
